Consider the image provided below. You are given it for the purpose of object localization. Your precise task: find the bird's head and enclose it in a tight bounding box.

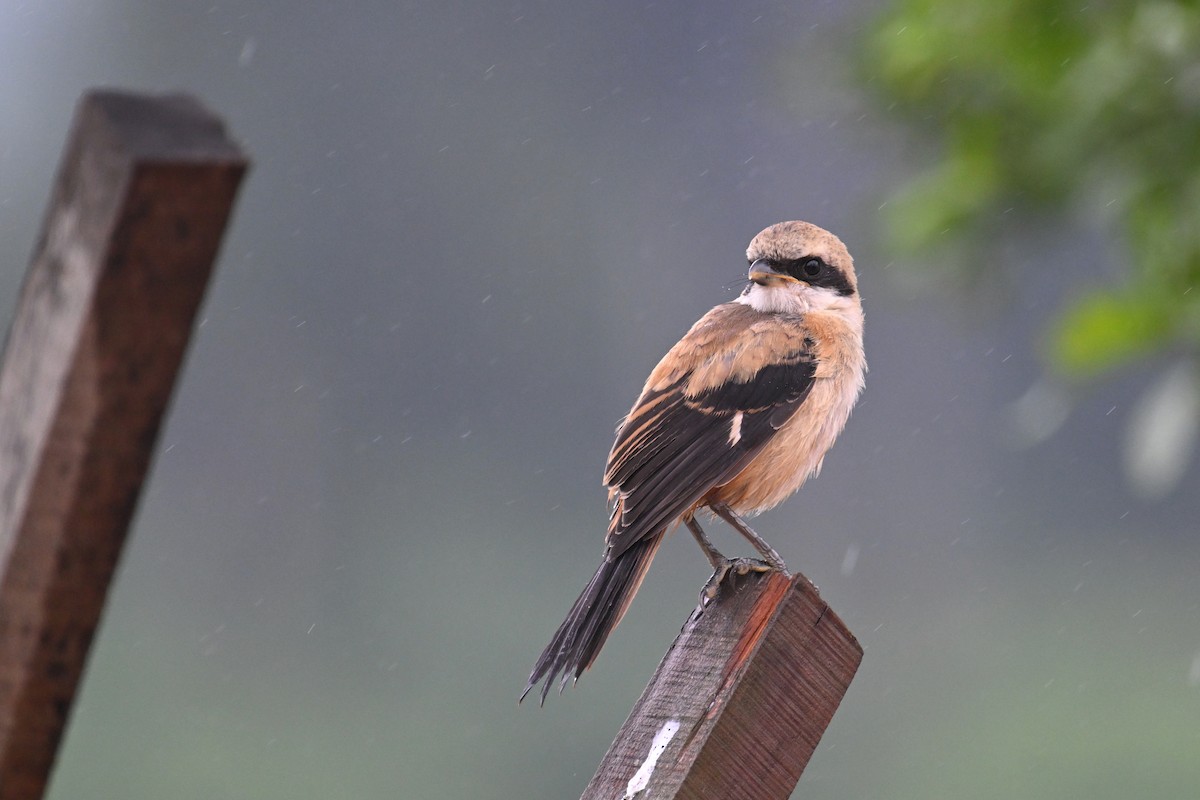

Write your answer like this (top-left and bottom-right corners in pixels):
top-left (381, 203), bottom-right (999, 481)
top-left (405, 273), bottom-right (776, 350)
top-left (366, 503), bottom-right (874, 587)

top-left (740, 221), bottom-right (858, 314)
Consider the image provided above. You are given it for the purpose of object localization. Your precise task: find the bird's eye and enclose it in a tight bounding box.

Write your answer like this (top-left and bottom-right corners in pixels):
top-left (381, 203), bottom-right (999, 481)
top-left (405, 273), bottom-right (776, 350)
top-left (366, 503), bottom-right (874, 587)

top-left (802, 258), bottom-right (822, 277)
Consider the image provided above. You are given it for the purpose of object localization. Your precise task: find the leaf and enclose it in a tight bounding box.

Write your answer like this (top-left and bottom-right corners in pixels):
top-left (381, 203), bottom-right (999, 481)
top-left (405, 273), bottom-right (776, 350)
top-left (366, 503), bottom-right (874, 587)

top-left (1048, 290), bottom-right (1173, 377)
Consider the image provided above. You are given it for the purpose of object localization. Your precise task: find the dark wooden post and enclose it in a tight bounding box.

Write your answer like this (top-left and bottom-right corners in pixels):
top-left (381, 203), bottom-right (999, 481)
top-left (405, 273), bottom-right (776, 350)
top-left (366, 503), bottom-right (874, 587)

top-left (0, 90), bottom-right (248, 799)
top-left (582, 570), bottom-right (861, 800)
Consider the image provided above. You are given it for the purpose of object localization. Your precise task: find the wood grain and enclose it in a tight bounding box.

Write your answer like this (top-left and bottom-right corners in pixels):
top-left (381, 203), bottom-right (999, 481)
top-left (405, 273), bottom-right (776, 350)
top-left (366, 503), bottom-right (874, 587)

top-left (581, 570), bottom-right (861, 800)
top-left (0, 90), bottom-right (247, 800)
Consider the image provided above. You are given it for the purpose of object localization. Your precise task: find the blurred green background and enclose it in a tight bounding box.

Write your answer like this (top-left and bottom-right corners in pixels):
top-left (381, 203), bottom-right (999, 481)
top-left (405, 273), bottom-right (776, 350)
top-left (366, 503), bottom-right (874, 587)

top-left (2, 1), bottom-right (1198, 798)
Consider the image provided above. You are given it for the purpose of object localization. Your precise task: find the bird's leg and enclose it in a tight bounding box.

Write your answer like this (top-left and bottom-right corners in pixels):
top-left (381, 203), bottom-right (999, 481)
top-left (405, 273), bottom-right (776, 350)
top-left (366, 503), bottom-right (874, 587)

top-left (711, 502), bottom-right (789, 574)
top-left (686, 512), bottom-right (774, 606)
top-left (683, 513), bottom-right (727, 570)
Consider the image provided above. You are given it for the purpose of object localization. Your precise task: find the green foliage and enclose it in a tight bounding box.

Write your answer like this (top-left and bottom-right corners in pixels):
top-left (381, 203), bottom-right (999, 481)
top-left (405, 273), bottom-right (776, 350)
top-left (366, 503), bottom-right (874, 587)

top-left (865, 0), bottom-right (1200, 377)
top-left (1051, 290), bottom-right (1172, 373)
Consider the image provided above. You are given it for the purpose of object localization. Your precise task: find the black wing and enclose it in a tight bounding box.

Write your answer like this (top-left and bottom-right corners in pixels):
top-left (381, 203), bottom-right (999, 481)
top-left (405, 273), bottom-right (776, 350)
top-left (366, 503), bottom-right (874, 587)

top-left (603, 352), bottom-right (816, 558)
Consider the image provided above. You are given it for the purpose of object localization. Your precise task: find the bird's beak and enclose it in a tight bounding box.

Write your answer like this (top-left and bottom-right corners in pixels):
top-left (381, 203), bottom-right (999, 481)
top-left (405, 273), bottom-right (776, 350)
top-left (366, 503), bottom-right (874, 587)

top-left (748, 259), bottom-right (797, 287)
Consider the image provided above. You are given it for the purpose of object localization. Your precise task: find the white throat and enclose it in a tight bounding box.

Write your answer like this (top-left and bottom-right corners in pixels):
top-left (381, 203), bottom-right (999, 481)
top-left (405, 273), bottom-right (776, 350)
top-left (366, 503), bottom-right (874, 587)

top-left (736, 282), bottom-right (857, 318)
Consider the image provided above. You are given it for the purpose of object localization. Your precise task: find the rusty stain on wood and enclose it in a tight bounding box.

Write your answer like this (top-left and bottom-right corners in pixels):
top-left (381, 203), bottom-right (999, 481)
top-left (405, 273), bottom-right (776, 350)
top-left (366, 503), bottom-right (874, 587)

top-left (723, 571), bottom-right (791, 687)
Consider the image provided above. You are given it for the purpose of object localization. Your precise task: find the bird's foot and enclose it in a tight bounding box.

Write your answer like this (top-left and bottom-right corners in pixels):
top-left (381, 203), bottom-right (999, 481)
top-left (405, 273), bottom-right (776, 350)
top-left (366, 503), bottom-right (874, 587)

top-left (698, 557), bottom-right (777, 607)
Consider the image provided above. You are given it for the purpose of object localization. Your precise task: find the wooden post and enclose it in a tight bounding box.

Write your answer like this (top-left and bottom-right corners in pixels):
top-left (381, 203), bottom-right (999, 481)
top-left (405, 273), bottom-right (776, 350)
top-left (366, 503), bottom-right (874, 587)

top-left (0, 90), bottom-right (248, 799)
top-left (582, 570), bottom-right (861, 800)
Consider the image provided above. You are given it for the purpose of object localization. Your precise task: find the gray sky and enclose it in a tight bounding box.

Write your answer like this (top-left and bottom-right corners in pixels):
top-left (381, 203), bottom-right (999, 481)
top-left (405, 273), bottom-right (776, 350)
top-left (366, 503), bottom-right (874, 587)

top-left (2, 1), bottom-right (1198, 797)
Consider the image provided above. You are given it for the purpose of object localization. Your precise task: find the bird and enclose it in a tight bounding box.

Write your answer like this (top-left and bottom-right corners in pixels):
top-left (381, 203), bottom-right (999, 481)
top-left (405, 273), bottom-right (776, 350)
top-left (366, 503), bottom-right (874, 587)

top-left (522, 220), bottom-right (865, 704)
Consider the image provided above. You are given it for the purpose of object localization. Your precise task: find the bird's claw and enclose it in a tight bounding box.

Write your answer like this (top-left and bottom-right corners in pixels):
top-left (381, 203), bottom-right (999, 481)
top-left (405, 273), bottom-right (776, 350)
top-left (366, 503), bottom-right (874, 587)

top-left (698, 557), bottom-right (777, 607)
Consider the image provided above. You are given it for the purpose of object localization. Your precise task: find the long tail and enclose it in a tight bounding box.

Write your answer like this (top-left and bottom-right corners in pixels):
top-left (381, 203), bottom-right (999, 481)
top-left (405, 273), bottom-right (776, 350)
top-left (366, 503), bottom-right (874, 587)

top-left (522, 532), bottom-right (663, 704)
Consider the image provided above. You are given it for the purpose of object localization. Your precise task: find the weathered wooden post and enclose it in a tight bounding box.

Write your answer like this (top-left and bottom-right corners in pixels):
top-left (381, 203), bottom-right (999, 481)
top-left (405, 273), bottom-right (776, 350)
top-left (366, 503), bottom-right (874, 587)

top-left (582, 570), bottom-right (861, 800)
top-left (0, 90), bottom-right (248, 799)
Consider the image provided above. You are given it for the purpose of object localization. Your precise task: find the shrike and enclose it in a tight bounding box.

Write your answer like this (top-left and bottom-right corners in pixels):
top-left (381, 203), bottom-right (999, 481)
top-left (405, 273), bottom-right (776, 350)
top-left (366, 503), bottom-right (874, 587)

top-left (523, 220), bottom-right (866, 704)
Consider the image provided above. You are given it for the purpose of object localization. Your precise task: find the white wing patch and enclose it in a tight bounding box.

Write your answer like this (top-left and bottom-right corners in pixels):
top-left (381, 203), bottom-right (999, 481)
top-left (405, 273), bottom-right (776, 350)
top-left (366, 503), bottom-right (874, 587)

top-left (728, 411), bottom-right (744, 445)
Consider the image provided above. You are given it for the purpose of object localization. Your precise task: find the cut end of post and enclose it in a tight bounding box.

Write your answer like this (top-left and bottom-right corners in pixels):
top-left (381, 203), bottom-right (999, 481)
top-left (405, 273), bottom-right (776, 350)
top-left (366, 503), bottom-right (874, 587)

top-left (83, 89), bottom-right (248, 164)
